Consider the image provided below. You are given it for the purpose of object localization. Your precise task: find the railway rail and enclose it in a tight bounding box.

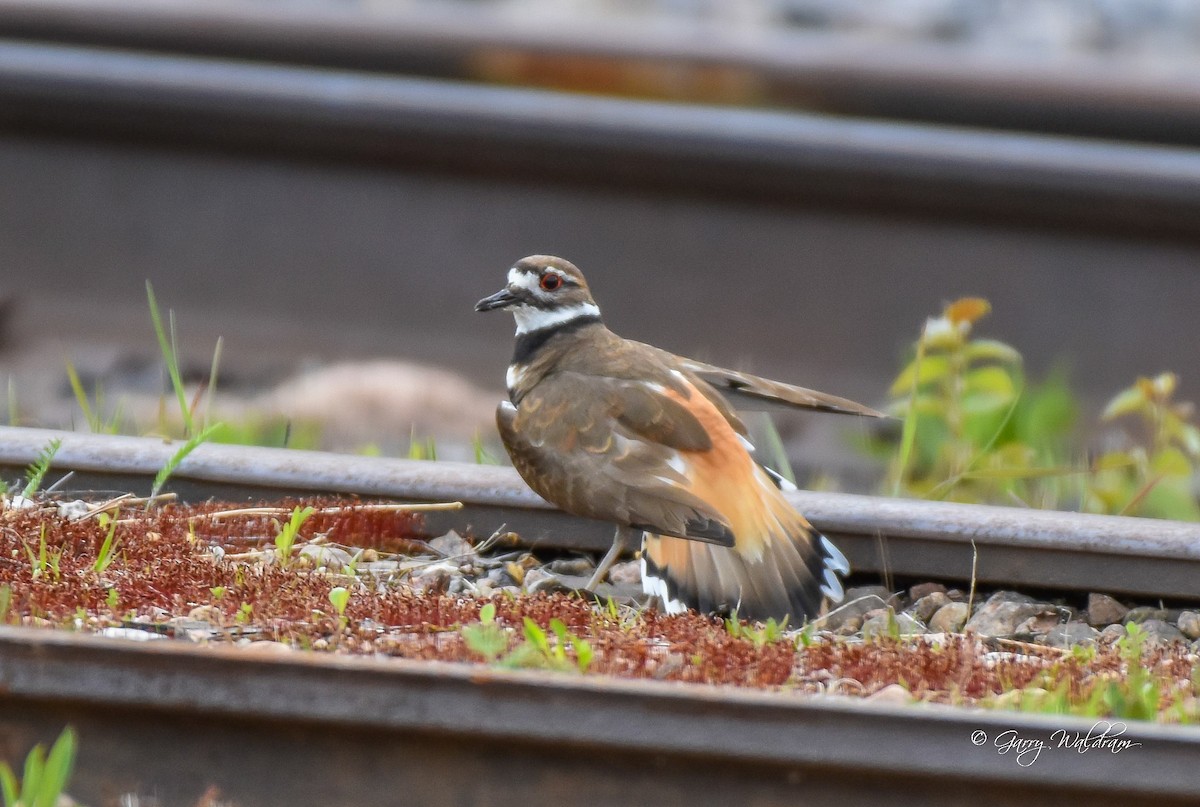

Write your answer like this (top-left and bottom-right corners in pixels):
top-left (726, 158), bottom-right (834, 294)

top-left (3, 0), bottom-right (1200, 147)
top-left (1, 627), bottom-right (1197, 807)
top-left (2, 426), bottom-right (1200, 805)
top-left (1, 35), bottom-right (1199, 414)
top-left (1, 426), bottom-right (1198, 601)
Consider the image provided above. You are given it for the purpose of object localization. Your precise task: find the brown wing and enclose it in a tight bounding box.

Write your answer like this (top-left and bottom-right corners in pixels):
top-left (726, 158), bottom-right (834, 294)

top-left (674, 356), bottom-right (886, 419)
top-left (496, 371), bottom-right (735, 546)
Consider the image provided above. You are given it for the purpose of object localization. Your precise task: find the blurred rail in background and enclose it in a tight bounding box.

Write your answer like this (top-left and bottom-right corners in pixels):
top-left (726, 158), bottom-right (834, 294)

top-left (0, 0), bottom-right (1197, 472)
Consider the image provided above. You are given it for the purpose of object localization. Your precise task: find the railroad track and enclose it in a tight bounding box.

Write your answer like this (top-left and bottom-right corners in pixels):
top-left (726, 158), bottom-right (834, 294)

top-left (1, 33), bottom-right (1199, 415)
top-left (1, 426), bottom-right (1197, 602)
top-left (2, 626), bottom-right (1199, 807)
top-left (3, 0), bottom-right (1200, 147)
top-left (2, 425), bottom-right (1199, 805)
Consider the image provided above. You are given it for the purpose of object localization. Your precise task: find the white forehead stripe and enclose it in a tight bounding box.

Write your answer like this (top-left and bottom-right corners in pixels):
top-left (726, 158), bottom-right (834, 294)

top-left (512, 301), bottom-right (600, 335)
top-left (507, 266), bottom-right (537, 292)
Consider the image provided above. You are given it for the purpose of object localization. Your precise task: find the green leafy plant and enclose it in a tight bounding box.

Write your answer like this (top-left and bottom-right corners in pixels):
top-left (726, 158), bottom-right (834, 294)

top-left (1086, 373), bottom-right (1200, 520)
top-left (725, 612), bottom-right (788, 648)
top-left (21, 439), bottom-right (62, 500)
top-left (880, 298), bottom-right (1068, 503)
top-left (273, 506), bottom-right (315, 567)
top-left (148, 424), bottom-right (220, 503)
top-left (462, 602), bottom-right (508, 662)
top-left (0, 726), bottom-right (78, 807)
top-left (91, 512), bottom-right (120, 573)
top-left (23, 526), bottom-right (61, 582)
top-left (328, 586), bottom-right (351, 636)
top-left (870, 297), bottom-right (1199, 519)
top-left (407, 428), bottom-right (438, 461)
top-left (462, 609), bottom-right (593, 673)
top-left (0, 584), bottom-right (11, 624)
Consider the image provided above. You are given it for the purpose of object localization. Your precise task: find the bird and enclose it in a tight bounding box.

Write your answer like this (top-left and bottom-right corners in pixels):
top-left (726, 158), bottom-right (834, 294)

top-left (475, 255), bottom-right (884, 623)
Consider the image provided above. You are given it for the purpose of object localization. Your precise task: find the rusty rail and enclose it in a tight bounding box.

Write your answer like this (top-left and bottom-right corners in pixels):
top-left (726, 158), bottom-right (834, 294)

top-left (1, 626), bottom-right (1199, 807)
top-left (3, 0), bottom-right (1200, 147)
top-left (1, 426), bottom-right (1198, 601)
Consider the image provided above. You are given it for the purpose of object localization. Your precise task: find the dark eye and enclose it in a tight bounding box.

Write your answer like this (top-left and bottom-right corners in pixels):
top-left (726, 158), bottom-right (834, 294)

top-left (540, 273), bottom-right (563, 291)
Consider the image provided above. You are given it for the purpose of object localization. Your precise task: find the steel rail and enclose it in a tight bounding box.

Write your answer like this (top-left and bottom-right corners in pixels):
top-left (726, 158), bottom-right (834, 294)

top-left (0, 626), bottom-right (1198, 807)
top-left (1, 426), bottom-right (1198, 601)
top-left (4, 42), bottom-right (1200, 239)
top-left (2, 0), bottom-right (1200, 147)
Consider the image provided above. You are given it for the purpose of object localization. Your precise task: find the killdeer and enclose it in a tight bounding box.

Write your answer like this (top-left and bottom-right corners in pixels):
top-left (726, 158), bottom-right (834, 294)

top-left (476, 255), bottom-right (883, 622)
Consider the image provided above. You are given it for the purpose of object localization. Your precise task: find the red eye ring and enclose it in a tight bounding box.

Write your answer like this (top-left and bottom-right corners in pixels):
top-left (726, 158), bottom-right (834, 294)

top-left (540, 273), bottom-right (563, 291)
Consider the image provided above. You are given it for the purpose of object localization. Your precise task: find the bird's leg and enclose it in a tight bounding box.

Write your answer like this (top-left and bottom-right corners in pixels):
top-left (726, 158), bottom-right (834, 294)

top-left (584, 524), bottom-right (642, 591)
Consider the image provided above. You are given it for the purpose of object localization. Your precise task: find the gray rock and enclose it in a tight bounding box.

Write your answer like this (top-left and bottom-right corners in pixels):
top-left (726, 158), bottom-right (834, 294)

top-left (966, 593), bottom-right (1058, 638)
top-left (1125, 606), bottom-right (1181, 624)
top-left (1099, 623), bottom-right (1127, 644)
top-left (1086, 593), bottom-right (1129, 627)
top-left (865, 683), bottom-right (913, 705)
top-left (545, 557), bottom-right (594, 576)
top-left (1042, 621), bottom-right (1100, 648)
top-left (1137, 619), bottom-right (1187, 645)
top-left (427, 530), bottom-right (475, 559)
top-left (908, 582), bottom-right (947, 601)
top-left (487, 567), bottom-right (519, 588)
top-left (862, 610), bottom-right (923, 639)
top-left (608, 560), bottom-right (642, 586)
top-left (409, 567), bottom-right (451, 595)
top-left (817, 585), bottom-right (894, 631)
top-left (1014, 611), bottom-right (1063, 638)
top-left (910, 591), bottom-right (950, 623)
top-left (977, 590), bottom-right (1037, 608)
top-left (1178, 611), bottom-right (1200, 641)
top-left (929, 602), bottom-right (969, 633)
top-left (299, 544), bottom-right (353, 570)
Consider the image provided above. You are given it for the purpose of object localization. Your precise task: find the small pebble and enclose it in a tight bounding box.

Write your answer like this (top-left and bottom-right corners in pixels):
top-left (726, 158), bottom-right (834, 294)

top-left (965, 593), bottom-right (1056, 638)
top-left (1178, 611), bottom-right (1200, 641)
top-left (1125, 606), bottom-right (1181, 624)
top-left (428, 531), bottom-right (474, 559)
top-left (862, 610), bottom-right (923, 639)
top-left (1099, 623), bottom-right (1127, 643)
top-left (299, 544), bottom-right (353, 570)
top-left (1085, 593), bottom-right (1128, 627)
top-left (910, 591), bottom-right (950, 623)
top-left (928, 602), bottom-right (969, 633)
top-left (865, 683), bottom-right (913, 705)
top-left (908, 582), bottom-right (946, 601)
top-left (1041, 621), bottom-right (1099, 648)
top-left (1137, 619), bottom-right (1187, 645)
top-left (546, 557), bottom-right (595, 576)
top-left (608, 559), bottom-right (642, 586)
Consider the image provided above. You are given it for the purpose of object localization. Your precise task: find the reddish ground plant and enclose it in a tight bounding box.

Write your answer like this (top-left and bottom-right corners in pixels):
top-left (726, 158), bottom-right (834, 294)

top-left (0, 497), bottom-right (1196, 717)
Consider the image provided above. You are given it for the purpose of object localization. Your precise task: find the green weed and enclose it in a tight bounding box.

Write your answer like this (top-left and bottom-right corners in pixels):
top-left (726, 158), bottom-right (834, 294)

top-left (91, 512), bottom-right (120, 573)
top-left (21, 439), bottom-right (61, 500)
top-left (272, 505), bottom-right (315, 568)
top-left (0, 726), bottom-right (77, 807)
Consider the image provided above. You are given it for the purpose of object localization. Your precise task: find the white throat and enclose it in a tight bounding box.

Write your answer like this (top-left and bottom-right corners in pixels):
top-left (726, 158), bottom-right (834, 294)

top-left (512, 301), bottom-right (600, 335)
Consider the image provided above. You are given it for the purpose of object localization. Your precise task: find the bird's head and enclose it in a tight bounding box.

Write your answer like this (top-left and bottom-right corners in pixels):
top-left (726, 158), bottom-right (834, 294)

top-left (475, 255), bottom-right (600, 334)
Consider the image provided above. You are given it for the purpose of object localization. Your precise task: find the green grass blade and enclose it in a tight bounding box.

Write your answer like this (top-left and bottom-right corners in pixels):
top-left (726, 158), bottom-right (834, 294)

top-left (7, 376), bottom-right (18, 427)
top-left (36, 728), bottom-right (76, 807)
top-left (146, 280), bottom-right (194, 436)
top-left (22, 438), bottom-right (62, 499)
top-left (64, 361), bottom-right (98, 432)
top-left (891, 337), bottom-right (926, 497)
top-left (92, 515), bottom-right (120, 573)
top-left (19, 744), bottom-right (44, 805)
top-left (149, 423), bottom-right (220, 503)
top-left (202, 336), bottom-right (223, 430)
top-left (0, 762), bottom-right (18, 807)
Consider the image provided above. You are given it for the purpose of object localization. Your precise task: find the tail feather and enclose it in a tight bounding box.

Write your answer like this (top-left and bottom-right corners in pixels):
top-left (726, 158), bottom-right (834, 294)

top-left (641, 479), bottom-right (850, 622)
